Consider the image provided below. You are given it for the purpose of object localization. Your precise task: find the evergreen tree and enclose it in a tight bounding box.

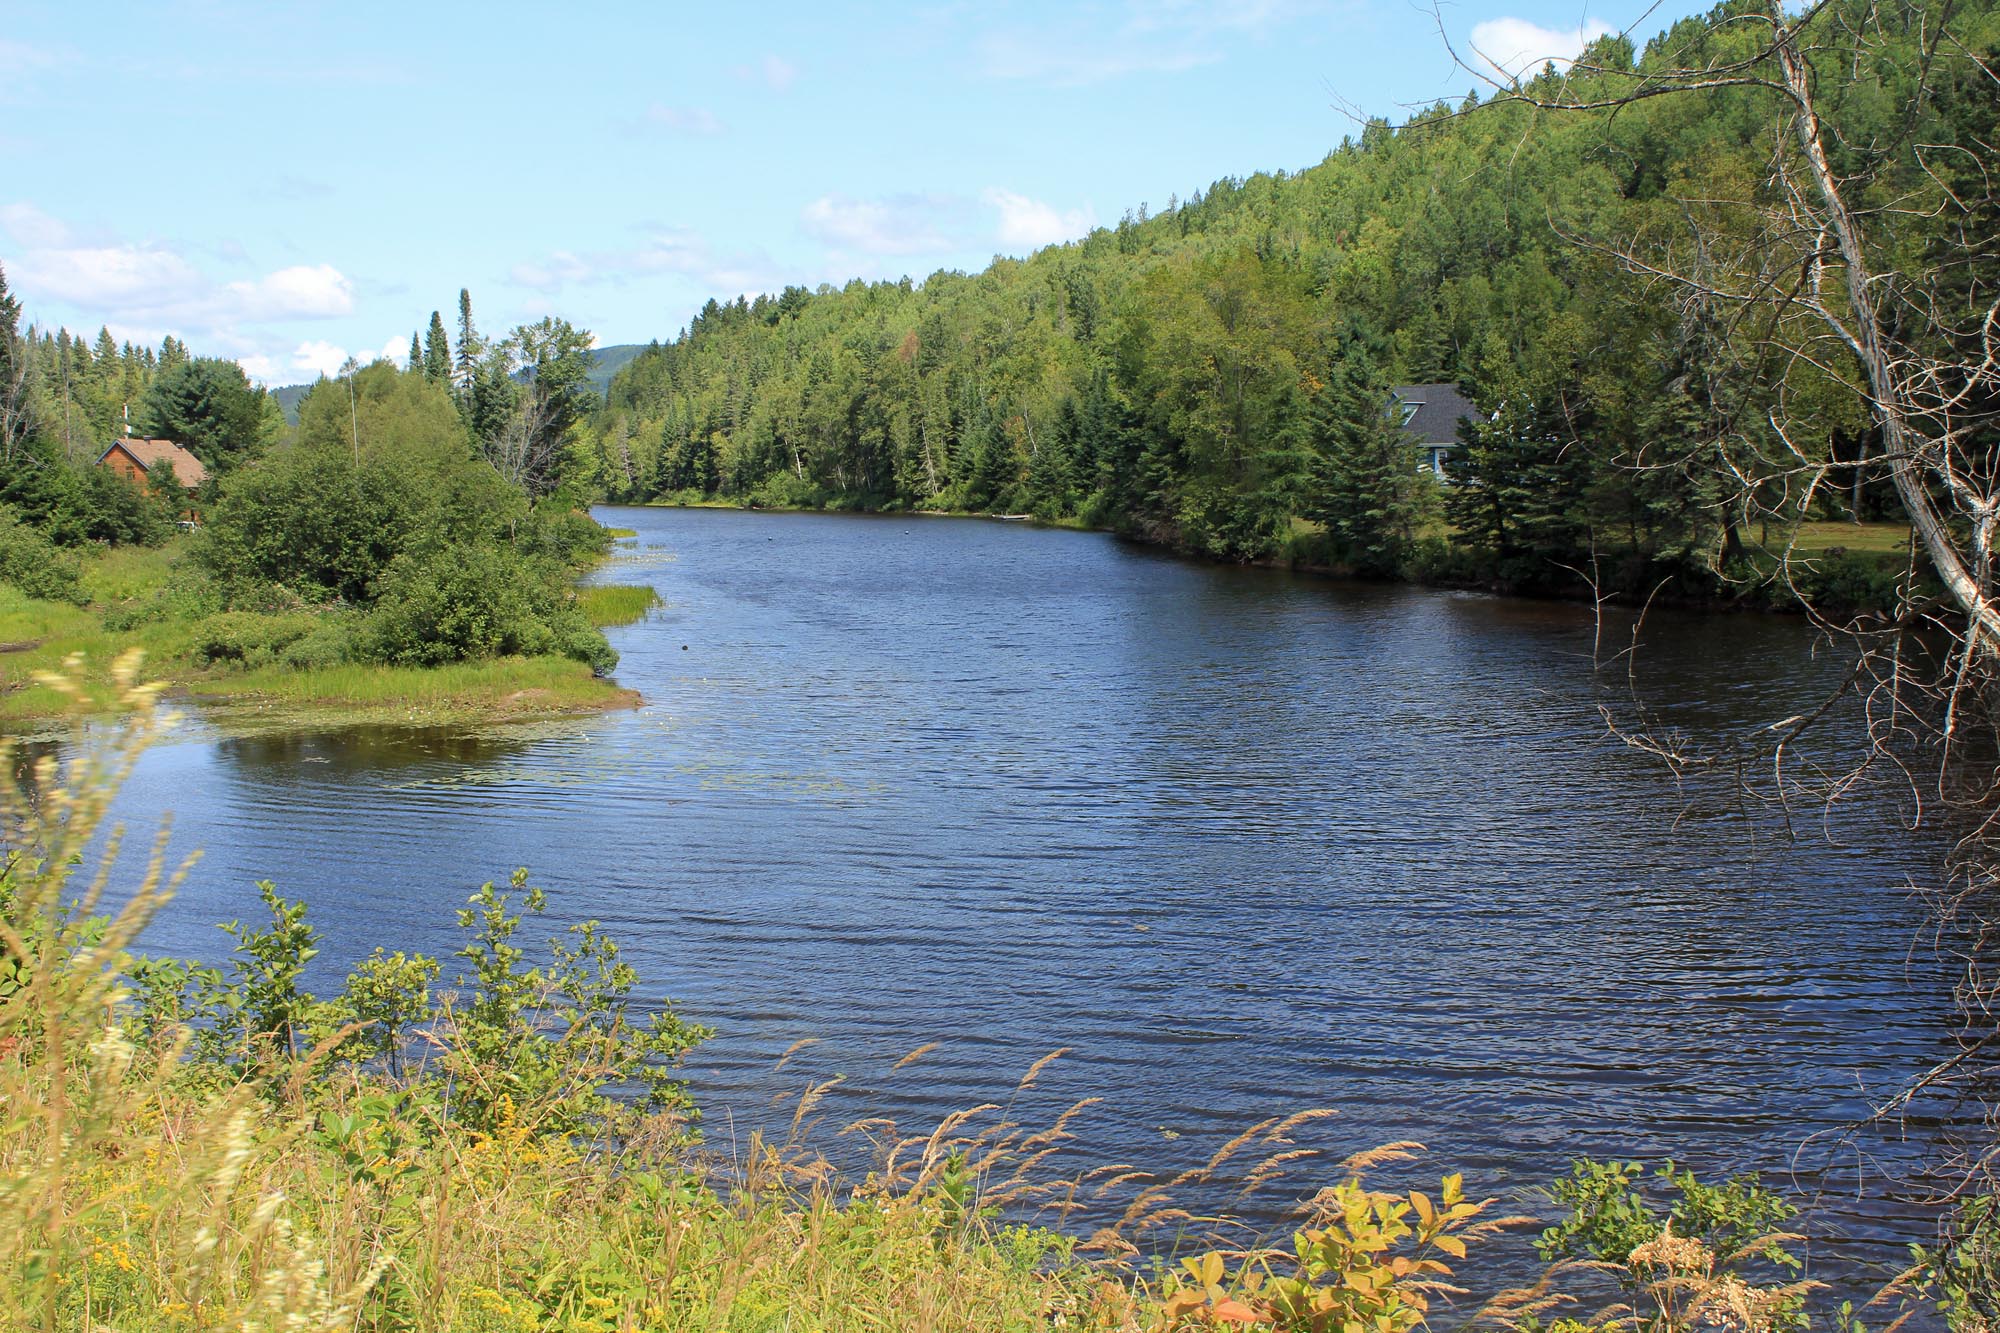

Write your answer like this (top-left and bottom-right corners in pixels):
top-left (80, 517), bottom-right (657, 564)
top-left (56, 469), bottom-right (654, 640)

top-left (423, 311), bottom-right (451, 384)
top-left (0, 261), bottom-right (35, 463)
top-left (1444, 387), bottom-right (1597, 578)
top-left (408, 333), bottom-right (423, 374)
top-left (138, 358), bottom-right (268, 473)
top-left (1027, 397), bottom-right (1084, 518)
top-left (453, 289), bottom-right (480, 395)
top-left (1303, 345), bottom-right (1415, 577)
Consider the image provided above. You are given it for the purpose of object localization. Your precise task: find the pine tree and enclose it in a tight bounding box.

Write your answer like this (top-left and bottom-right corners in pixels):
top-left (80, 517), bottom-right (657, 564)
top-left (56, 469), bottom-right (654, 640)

top-left (408, 333), bottom-right (423, 374)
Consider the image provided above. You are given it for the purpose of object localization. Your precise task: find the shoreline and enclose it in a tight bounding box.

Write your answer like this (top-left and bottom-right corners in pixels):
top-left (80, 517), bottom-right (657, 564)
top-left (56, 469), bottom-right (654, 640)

top-left (629, 497), bottom-right (1914, 619)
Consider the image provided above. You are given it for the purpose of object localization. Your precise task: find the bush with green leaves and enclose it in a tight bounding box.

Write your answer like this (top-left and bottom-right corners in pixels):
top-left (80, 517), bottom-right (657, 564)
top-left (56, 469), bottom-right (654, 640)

top-left (361, 542), bottom-right (615, 673)
top-left (432, 870), bottom-right (712, 1137)
top-left (195, 364), bottom-right (523, 605)
top-left (1537, 1158), bottom-right (1810, 1333)
top-left (126, 865), bottom-right (708, 1145)
top-left (0, 504), bottom-right (86, 604)
top-left (512, 500), bottom-right (615, 569)
top-left (188, 610), bottom-right (322, 667)
top-left (186, 363), bottom-right (621, 675)
top-left (1911, 1192), bottom-right (2000, 1333)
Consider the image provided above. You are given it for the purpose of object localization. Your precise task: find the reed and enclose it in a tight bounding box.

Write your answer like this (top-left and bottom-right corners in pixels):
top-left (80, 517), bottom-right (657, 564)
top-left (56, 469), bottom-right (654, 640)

top-left (577, 584), bottom-right (661, 628)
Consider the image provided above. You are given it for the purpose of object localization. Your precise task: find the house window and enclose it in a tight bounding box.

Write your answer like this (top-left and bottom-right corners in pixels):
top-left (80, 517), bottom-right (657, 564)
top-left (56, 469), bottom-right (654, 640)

top-left (1401, 402), bottom-right (1420, 425)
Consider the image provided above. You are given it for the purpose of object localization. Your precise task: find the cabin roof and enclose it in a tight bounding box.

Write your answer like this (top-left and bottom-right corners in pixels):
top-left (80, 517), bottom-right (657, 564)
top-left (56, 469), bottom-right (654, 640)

top-left (1390, 384), bottom-right (1478, 447)
top-left (98, 437), bottom-right (208, 487)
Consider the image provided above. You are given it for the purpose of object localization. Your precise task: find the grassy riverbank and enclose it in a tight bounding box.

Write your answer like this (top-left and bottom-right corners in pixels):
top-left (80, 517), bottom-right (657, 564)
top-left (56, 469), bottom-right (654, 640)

top-left (0, 537), bottom-right (649, 727)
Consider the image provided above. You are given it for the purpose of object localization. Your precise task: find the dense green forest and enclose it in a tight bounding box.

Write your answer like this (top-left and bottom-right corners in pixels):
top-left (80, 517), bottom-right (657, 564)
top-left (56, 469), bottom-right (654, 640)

top-left (575, 0), bottom-right (1995, 607)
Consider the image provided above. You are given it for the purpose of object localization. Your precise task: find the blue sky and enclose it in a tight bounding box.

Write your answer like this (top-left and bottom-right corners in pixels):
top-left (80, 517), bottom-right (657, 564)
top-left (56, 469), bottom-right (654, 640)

top-left (2, 0), bottom-right (1699, 386)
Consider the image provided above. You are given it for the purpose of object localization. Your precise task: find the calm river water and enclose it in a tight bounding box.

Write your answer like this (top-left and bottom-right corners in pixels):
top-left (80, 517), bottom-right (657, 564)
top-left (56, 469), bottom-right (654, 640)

top-left (105, 505), bottom-right (1959, 1289)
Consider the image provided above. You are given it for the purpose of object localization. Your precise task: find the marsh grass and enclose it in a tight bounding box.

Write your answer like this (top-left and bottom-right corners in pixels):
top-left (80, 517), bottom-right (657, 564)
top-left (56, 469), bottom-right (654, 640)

top-left (190, 656), bottom-right (633, 725)
top-left (0, 543), bottom-right (638, 725)
top-left (578, 584), bottom-right (661, 628)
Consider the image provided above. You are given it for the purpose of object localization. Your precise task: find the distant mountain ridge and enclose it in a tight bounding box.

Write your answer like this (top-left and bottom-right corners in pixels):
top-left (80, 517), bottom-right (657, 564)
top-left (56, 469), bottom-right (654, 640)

top-left (266, 342), bottom-right (652, 425)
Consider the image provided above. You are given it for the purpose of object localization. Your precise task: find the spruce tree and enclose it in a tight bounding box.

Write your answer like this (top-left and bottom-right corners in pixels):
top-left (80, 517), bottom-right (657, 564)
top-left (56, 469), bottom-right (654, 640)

top-left (424, 311), bottom-right (451, 383)
top-left (453, 289), bottom-right (480, 394)
top-left (1026, 401), bottom-right (1079, 518)
top-left (408, 333), bottom-right (423, 374)
top-left (1304, 347), bottom-right (1415, 577)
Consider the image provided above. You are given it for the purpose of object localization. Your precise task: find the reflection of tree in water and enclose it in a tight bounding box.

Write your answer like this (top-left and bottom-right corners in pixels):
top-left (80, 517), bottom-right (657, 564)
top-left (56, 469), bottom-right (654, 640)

top-left (213, 727), bottom-right (538, 781)
top-left (1, 737), bottom-right (63, 848)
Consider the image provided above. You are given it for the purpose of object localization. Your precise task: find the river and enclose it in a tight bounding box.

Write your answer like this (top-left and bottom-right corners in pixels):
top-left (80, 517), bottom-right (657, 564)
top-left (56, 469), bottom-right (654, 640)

top-left (103, 503), bottom-right (1960, 1291)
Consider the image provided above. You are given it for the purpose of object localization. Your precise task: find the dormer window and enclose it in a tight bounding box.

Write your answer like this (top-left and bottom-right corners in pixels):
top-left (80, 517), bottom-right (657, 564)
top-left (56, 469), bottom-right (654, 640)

top-left (1401, 402), bottom-right (1420, 425)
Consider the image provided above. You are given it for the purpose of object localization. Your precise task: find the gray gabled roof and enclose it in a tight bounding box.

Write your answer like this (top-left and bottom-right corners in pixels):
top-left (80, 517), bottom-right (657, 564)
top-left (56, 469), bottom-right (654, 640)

top-left (1390, 383), bottom-right (1478, 448)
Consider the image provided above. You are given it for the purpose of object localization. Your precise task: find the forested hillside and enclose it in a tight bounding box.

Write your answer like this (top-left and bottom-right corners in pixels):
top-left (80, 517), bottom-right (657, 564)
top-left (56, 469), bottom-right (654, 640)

top-left (584, 0), bottom-right (1997, 603)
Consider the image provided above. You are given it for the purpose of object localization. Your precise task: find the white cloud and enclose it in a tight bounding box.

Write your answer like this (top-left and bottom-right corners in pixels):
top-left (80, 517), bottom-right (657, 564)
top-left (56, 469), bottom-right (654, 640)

top-left (1, 207), bottom-right (357, 331)
top-left (801, 194), bottom-right (957, 256)
top-left (224, 263), bottom-right (354, 319)
top-left (275, 334), bottom-right (409, 382)
top-left (12, 243), bottom-right (207, 309)
top-left (370, 335), bottom-right (411, 365)
top-left (1467, 16), bottom-right (1617, 81)
top-left (0, 39), bottom-right (63, 71)
top-left (734, 54), bottom-right (797, 91)
top-left (0, 202), bottom-right (71, 248)
top-left (237, 353), bottom-right (282, 383)
top-left (984, 189), bottom-right (1095, 250)
top-left (508, 229), bottom-right (789, 305)
top-left (292, 340), bottom-right (350, 378)
top-left (644, 104), bottom-right (726, 135)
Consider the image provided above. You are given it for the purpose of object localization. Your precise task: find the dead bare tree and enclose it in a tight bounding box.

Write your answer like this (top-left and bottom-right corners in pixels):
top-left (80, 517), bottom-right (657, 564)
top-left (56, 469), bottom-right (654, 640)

top-left (1436, 0), bottom-right (2000, 1288)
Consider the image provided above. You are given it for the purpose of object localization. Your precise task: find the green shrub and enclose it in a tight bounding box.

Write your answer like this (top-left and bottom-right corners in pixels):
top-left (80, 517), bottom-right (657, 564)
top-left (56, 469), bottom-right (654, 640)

top-left (196, 367), bottom-right (522, 604)
top-left (512, 502), bottom-right (612, 568)
top-left (363, 545), bottom-right (542, 666)
top-left (1792, 549), bottom-right (1911, 616)
top-left (281, 619), bottom-right (357, 669)
top-left (0, 507), bottom-right (87, 605)
top-left (1912, 1193), bottom-right (2000, 1333)
top-left (1537, 1158), bottom-right (1808, 1332)
top-left (746, 473), bottom-right (827, 510)
top-left (188, 610), bottom-right (324, 667)
top-left (363, 544), bottom-right (616, 674)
